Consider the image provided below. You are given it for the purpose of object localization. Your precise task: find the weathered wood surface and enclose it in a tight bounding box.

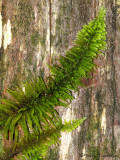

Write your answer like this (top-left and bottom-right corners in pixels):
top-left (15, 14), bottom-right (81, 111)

top-left (0, 0), bottom-right (120, 159)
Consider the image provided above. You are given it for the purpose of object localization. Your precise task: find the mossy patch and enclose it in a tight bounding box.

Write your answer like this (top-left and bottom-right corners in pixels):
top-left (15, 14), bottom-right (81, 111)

top-left (14, 0), bottom-right (34, 35)
top-left (31, 30), bottom-right (40, 46)
top-left (45, 144), bottom-right (59, 160)
top-left (88, 146), bottom-right (100, 160)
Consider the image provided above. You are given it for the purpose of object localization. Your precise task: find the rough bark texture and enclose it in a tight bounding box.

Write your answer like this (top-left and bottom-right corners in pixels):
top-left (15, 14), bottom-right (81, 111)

top-left (0, 0), bottom-right (120, 159)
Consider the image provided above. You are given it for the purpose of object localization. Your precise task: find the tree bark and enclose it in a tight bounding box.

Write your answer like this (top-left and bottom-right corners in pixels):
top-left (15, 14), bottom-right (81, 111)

top-left (0, 0), bottom-right (120, 159)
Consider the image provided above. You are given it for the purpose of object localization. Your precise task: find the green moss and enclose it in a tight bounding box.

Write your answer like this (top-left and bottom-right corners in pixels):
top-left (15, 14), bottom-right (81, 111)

top-left (31, 31), bottom-right (40, 46)
top-left (85, 89), bottom-right (101, 142)
top-left (39, 33), bottom-right (46, 47)
top-left (13, 1), bottom-right (34, 36)
top-left (2, 3), bottom-right (7, 23)
top-left (55, 17), bottom-right (61, 35)
top-left (51, 34), bottom-right (55, 45)
top-left (26, 51), bottom-right (34, 65)
top-left (33, 63), bottom-right (37, 73)
top-left (89, 146), bottom-right (100, 160)
top-left (87, 0), bottom-right (91, 4)
top-left (45, 144), bottom-right (59, 160)
top-left (39, 68), bottom-right (45, 79)
top-left (22, 68), bottom-right (34, 82)
top-left (31, 29), bottom-right (46, 48)
top-left (101, 138), bottom-right (110, 155)
top-left (15, 0), bottom-right (34, 34)
top-left (9, 74), bottom-right (20, 90)
top-left (86, 120), bottom-right (99, 142)
top-left (26, 68), bottom-right (33, 80)
top-left (85, 88), bottom-right (103, 159)
top-left (55, 37), bottom-right (62, 47)
top-left (0, 48), bottom-right (5, 97)
top-left (0, 133), bottom-right (4, 155)
top-left (53, 2), bottom-right (72, 50)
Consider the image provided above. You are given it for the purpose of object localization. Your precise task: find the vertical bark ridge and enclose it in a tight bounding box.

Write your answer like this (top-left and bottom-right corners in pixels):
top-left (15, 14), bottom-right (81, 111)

top-left (49, 0), bottom-right (52, 67)
top-left (110, 0), bottom-right (117, 156)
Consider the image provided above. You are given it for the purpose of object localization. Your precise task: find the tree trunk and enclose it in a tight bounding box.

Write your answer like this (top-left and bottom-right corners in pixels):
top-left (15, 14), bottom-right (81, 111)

top-left (0, 0), bottom-right (120, 159)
